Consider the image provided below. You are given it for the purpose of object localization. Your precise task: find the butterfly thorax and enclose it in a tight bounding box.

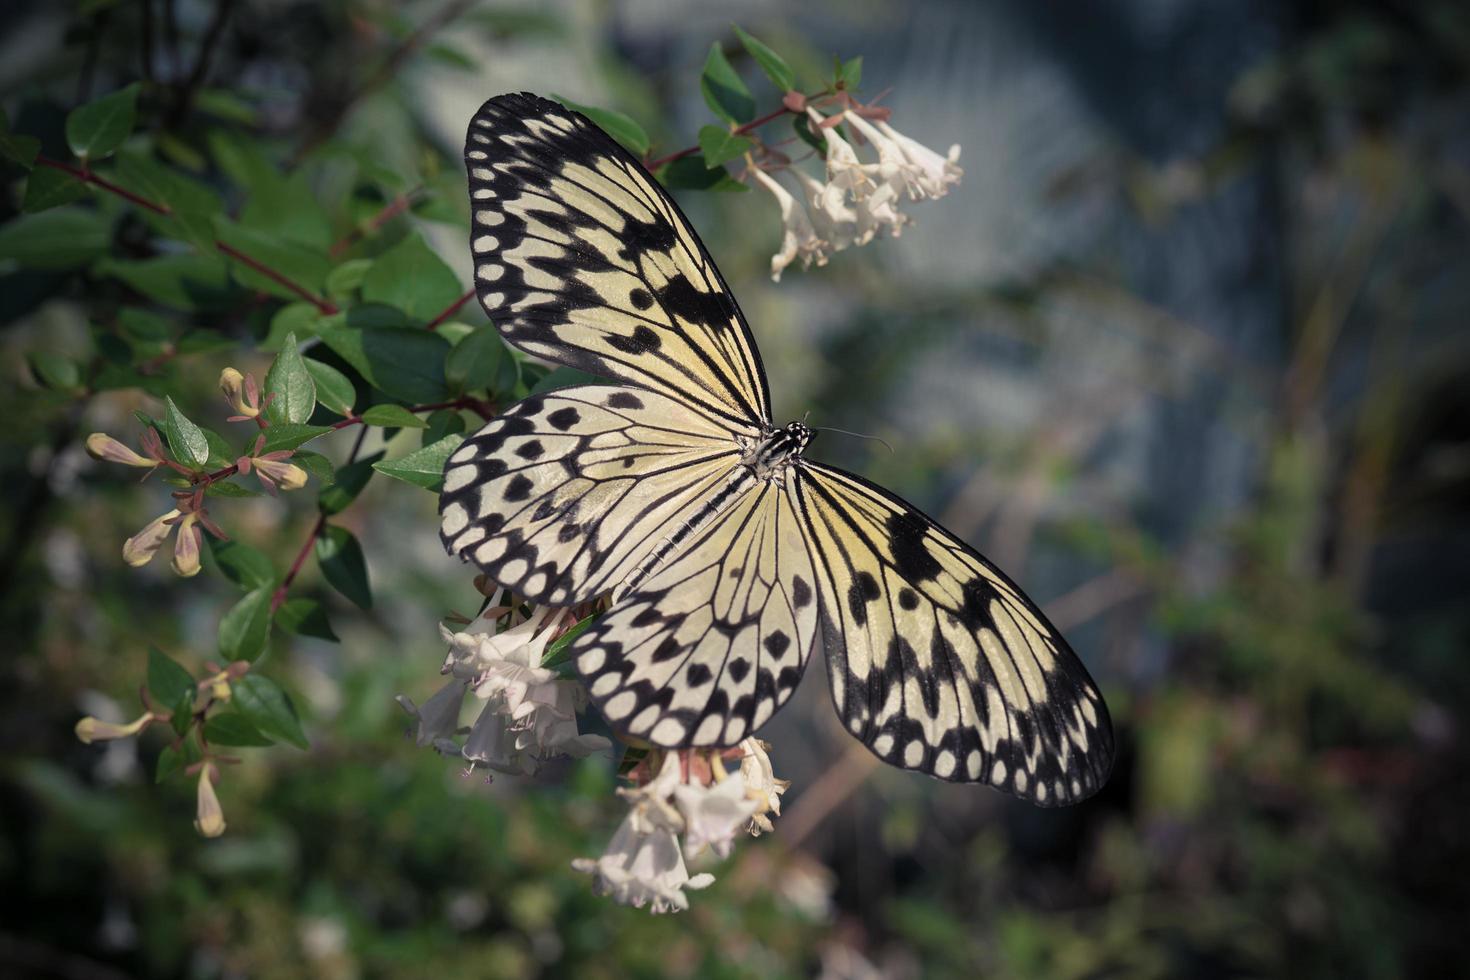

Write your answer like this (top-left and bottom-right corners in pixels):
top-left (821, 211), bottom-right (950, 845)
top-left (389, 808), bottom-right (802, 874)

top-left (741, 421), bottom-right (814, 481)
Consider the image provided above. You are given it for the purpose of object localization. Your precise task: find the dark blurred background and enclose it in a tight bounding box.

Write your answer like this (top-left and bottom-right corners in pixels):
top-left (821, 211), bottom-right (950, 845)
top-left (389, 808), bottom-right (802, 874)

top-left (3, 0), bottom-right (1469, 977)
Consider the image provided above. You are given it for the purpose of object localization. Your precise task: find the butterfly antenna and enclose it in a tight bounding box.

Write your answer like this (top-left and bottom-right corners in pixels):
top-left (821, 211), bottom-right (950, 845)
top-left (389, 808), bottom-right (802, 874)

top-left (809, 425), bottom-right (894, 454)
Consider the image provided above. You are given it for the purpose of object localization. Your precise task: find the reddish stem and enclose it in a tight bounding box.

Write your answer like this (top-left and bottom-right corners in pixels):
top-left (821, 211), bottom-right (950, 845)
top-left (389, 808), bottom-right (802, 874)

top-left (645, 102), bottom-right (807, 170)
top-left (214, 241), bottom-right (339, 315)
top-left (329, 186), bottom-right (425, 257)
top-left (425, 288), bottom-right (476, 331)
top-left (36, 156), bottom-right (169, 215)
top-left (271, 512), bottom-right (325, 614)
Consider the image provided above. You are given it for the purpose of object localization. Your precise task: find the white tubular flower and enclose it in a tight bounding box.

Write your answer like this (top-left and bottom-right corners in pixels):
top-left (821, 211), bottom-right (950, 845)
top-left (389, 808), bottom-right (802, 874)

top-left (842, 111), bottom-right (919, 200)
top-left (672, 772), bottom-right (760, 860)
top-left (122, 509), bottom-right (181, 567)
top-left (75, 711), bottom-right (155, 744)
top-left (738, 738), bottom-right (790, 836)
top-left (751, 167), bottom-right (826, 281)
top-left (808, 108), bottom-right (878, 199)
top-left (194, 763), bottom-right (226, 838)
top-left (462, 704), bottom-right (533, 775)
top-left (572, 815), bottom-right (715, 914)
top-left (875, 119), bottom-right (963, 199)
top-left (854, 181), bottom-right (909, 241)
top-left (395, 678), bottom-right (466, 750)
top-left (791, 168), bottom-right (866, 251)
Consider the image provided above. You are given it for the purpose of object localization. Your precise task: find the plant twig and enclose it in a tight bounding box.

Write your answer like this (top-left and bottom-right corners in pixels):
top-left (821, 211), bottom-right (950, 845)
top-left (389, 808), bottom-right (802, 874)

top-left (646, 102), bottom-right (807, 171)
top-left (329, 185), bottom-right (426, 257)
top-left (425, 288), bottom-right (475, 331)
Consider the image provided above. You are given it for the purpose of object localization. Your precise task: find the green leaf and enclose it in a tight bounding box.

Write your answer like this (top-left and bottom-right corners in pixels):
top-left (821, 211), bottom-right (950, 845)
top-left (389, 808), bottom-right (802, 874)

top-left (838, 55), bottom-right (863, 90)
top-left (318, 452), bottom-right (382, 516)
top-left (361, 403), bottom-right (428, 428)
top-left (0, 207), bottom-right (111, 270)
top-left (206, 537), bottom-right (276, 591)
top-left (193, 88), bottom-right (259, 125)
top-left (204, 481), bottom-right (262, 499)
top-left (93, 254), bottom-right (233, 311)
top-left (372, 435), bottom-right (464, 492)
top-left (316, 525), bottom-right (372, 609)
top-left (201, 427), bottom-right (235, 469)
top-left (733, 25), bottom-right (797, 92)
top-left (255, 423), bottom-right (332, 455)
top-left (529, 365), bottom-right (607, 394)
top-left (147, 647), bottom-right (196, 714)
top-left (22, 166), bottom-right (89, 212)
top-left (218, 586), bottom-right (274, 662)
top-left (203, 712), bottom-right (275, 747)
top-left (659, 156), bottom-right (749, 193)
top-left (698, 124), bottom-right (754, 169)
top-left (214, 217), bottom-right (331, 302)
top-left (261, 302), bottom-right (325, 352)
top-left (701, 42), bottom-right (755, 124)
top-left (424, 409), bottom-right (466, 446)
top-left (240, 171), bottom-right (332, 248)
top-left (445, 326), bottom-right (509, 394)
top-left (0, 109), bottom-right (40, 169)
top-left (276, 597), bottom-right (338, 642)
top-left (155, 735), bottom-right (202, 783)
top-left (292, 450), bottom-right (335, 485)
top-left (552, 95), bottom-right (650, 155)
top-left (792, 112), bottom-right (828, 154)
top-left (27, 352), bottom-right (81, 391)
top-left (232, 675), bottom-right (308, 750)
top-left (326, 257), bottom-right (373, 300)
top-left (66, 83), bottom-right (140, 161)
top-left (163, 396), bottom-right (210, 469)
top-left (303, 358), bottom-right (356, 416)
top-left (264, 332), bottom-right (318, 425)
top-left (317, 322), bottom-right (450, 404)
top-left (360, 233), bottom-right (462, 323)
top-left (541, 612), bottom-right (600, 669)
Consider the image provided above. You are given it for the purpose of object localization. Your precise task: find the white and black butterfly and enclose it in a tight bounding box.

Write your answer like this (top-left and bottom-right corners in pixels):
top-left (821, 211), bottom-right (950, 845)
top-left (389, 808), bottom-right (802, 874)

top-left (439, 93), bottom-right (1113, 806)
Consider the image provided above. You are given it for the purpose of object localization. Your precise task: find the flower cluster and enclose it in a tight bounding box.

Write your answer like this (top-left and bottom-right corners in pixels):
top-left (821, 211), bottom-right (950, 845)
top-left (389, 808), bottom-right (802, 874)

top-left (752, 103), bottom-right (963, 280)
top-left (397, 591), bottom-right (612, 775)
top-left (573, 741), bottom-right (789, 913)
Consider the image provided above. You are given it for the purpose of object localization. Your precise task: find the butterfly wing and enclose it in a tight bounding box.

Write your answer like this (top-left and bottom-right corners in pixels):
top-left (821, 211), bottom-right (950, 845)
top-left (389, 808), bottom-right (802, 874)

top-left (440, 384), bottom-right (754, 606)
top-left (794, 461), bottom-right (1114, 806)
top-left (571, 474), bottom-right (819, 748)
top-left (465, 92), bottom-right (771, 429)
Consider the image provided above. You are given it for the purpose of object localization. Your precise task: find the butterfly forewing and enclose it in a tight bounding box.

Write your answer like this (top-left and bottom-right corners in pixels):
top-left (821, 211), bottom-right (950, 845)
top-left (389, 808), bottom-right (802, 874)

top-left (440, 384), bottom-right (752, 606)
top-left (571, 475), bottom-right (818, 748)
top-left (465, 92), bottom-right (771, 429)
top-left (794, 462), bottom-right (1113, 806)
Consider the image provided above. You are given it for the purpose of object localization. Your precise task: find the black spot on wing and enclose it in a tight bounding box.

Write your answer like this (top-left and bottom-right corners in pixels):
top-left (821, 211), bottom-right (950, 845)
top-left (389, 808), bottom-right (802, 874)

top-left (887, 512), bottom-right (943, 581)
top-left (606, 391), bottom-right (644, 410)
top-left (546, 407), bottom-right (581, 431)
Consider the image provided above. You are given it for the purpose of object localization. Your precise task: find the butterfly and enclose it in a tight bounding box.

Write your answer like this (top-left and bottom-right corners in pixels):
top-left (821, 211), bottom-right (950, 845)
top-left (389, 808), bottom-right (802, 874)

top-left (439, 93), bottom-right (1113, 806)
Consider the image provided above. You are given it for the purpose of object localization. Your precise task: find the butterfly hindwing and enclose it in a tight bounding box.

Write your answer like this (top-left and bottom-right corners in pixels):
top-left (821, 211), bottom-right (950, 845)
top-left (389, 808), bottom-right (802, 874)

top-left (440, 384), bottom-right (753, 606)
top-left (465, 92), bottom-right (771, 429)
top-left (571, 475), bottom-right (819, 748)
top-left (794, 461), bottom-right (1113, 806)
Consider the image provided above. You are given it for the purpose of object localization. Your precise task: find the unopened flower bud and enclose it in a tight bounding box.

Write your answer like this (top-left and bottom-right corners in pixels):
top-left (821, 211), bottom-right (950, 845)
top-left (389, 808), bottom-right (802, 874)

top-left (75, 712), bottom-right (154, 744)
top-left (171, 514), bottom-right (202, 578)
top-left (86, 433), bottom-right (160, 469)
top-left (123, 509), bottom-right (181, 567)
top-left (220, 367), bottom-right (260, 419)
top-left (252, 455), bottom-right (308, 493)
top-left (194, 763), bottom-right (226, 838)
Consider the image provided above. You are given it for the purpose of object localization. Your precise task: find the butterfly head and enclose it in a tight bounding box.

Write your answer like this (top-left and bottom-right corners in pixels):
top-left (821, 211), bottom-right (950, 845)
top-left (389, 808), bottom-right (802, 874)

top-left (785, 420), bottom-right (814, 454)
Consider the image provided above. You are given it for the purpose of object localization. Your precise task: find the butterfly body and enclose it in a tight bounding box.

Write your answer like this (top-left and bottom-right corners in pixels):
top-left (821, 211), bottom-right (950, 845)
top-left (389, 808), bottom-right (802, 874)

top-left (441, 93), bottom-right (1114, 806)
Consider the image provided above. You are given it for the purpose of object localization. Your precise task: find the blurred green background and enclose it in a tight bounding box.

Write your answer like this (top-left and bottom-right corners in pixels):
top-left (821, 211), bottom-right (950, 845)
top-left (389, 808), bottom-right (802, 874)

top-left (3, 0), bottom-right (1468, 977)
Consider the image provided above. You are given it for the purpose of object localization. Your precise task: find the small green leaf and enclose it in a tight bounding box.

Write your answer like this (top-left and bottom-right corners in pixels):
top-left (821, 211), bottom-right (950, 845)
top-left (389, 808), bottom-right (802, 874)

top-left (318, 454), bottom-right (378, 515)
top-left (264, 332), bottom-right (318, 425)
top-left (66, 83), bottom-right (140, 161)
top-left (316, 525), bottom-right (372, 610)
top-left (552, 95), bottom-right (650, 156)
top-left (201, 428), bottom-right (236, 469)
top-left (147, 647), bottom-right (196, 713)
top-left (214, 217), bottom-right (331, 302)
top-left (424, 409), bottom-right (466, 446)
top-left (317, 321), bottom-right (450, 404)
top-left (263, 303), bottom-right (326, 352)
top-left (292, 450), bottom-right (335, 485)
top-left (701, 42), bottom-right (755, 124)
top-left (218, 586), bottom-right (274, 662)
top-left (698, 125), bottom-right (754, 169)
top-left (276, 597), bottom-right (339, 642)
top-left (255, 423), bottom-right (332, 455)
top-left (0, 207), bottom-right (112, 270)
top-left (529, 366), bottom-right (607, 394)
top-left (203, 712), bottom-right (275, 747)
top-left (792, 112), bottom-right (828, 154)
top-left (733, 25), bottom-right (797, 92)
top-left (372, 435), bottom-right (464, 492)
top-left (541, 612), bottom-right (600, 669)
top-left (27, 352), bottom-right (81, 391)
top-left (326, 258), bottom-right (373, 300)
top-left (93, 254), bottom-right (233, 310)
top-left (659, 156), bottom-right (749, 193)
top-left (303, 358), bottom-right (356, 416)
top-left (22, 166), bottom-right (89, 212)
top-left (155, 735), bottom-right (202, 783)
top-left (204, 481), bottom-right (263, 499)
top-left (0, 109), bottom-right (40, 169)
top-left (163, 396), bottom-right (210, 469)
top-left (360, 404), bottom-right (428, 429)
top-left (445, 326), bottom-right (508, 394)
top-left (232, 674), bottom-right (308, 749)
top-left (206, 537), bottom-right (276, 591)
top-left (360, 233), bottom-right (462, 324)
top-left (838, 55), bottom-right (863, 90)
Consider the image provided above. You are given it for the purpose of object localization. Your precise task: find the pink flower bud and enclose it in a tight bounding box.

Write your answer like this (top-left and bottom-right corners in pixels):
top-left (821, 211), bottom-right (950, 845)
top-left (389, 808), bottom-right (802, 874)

top-left (122, 509), bottom-right (181, 567)
top-left (194, 763), bottom-right (227, 838)
top-left (171, 515), bottom-right (203, 578)
top-left (75, 712), bottom-right (154, 744)
top-left (86, 433), bottom-right (159, 469)
top-left (220, 367), bottom-right (261, 419)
